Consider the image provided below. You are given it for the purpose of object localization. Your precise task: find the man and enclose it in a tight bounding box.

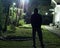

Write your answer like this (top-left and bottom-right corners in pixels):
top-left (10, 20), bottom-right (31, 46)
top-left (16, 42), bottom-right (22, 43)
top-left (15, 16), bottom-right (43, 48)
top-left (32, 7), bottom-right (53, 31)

top-left (31, 8), bottom-right (44, 48)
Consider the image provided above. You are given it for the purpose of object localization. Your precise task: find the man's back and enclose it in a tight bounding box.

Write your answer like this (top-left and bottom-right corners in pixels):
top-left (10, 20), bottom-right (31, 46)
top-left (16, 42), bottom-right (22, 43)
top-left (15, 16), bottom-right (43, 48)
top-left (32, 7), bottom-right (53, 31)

top-left (31, 8), bottom-right (44, 48)
top-left (31, 13), bottom-right (42, 27)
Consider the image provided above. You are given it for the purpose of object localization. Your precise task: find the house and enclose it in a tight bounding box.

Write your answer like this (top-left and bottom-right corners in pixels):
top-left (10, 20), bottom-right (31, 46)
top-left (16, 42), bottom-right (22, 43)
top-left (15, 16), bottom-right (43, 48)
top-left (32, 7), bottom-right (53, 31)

top-left (51, 0), bottom-right (60, 27)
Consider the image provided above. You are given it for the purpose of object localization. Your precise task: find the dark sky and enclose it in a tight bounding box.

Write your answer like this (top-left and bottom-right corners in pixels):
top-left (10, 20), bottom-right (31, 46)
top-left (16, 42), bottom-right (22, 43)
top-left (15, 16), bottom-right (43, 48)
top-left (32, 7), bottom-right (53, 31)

top-left (31, 0), bottom-right (51, 6)
top-left (1, 0), bottom-right (51, 7)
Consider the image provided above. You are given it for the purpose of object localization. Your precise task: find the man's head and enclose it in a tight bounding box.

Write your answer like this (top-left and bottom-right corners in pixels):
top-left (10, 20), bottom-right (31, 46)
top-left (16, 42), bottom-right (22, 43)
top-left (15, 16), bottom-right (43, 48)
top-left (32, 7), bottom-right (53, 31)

top-left (34, 8), bottom-right (38, 14)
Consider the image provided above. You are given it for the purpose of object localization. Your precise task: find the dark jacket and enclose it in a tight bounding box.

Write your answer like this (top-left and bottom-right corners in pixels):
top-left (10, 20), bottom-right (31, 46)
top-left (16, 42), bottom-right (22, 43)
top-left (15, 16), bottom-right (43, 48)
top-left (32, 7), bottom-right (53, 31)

top-left (31, 13), bottom-right (42, 27)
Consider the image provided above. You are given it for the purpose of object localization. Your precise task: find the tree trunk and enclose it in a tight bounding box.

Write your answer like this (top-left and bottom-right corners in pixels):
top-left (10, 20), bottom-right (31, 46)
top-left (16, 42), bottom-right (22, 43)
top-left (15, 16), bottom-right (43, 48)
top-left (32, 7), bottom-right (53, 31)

top-left (3, 6), bottom-right (10, 32)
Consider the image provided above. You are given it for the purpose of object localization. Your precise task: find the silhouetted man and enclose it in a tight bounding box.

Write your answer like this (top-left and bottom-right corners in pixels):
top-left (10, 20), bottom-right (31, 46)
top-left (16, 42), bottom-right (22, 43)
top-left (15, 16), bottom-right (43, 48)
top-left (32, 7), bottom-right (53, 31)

top-left (31, 8), bottom-right (44, 48)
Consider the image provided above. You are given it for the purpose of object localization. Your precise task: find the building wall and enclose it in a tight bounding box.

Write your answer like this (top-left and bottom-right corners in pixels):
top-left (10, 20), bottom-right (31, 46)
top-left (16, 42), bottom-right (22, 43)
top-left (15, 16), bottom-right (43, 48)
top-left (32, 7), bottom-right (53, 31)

top-left (53, 5), bottom-right (60, 27)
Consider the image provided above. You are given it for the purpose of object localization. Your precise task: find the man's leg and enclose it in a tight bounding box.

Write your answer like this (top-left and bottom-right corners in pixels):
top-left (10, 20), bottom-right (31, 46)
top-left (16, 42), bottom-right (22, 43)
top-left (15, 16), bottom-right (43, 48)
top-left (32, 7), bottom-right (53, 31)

top-left (37, 28), bottom-right (44, 48)
top-left (32, 27), bottom-right (36, 48)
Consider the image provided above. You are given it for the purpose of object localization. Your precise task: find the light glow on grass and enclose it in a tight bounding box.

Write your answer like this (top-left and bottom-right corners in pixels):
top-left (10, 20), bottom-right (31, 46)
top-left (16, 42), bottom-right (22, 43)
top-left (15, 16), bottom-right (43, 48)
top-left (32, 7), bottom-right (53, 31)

top-left (1, 25), bottom-right (60, 48)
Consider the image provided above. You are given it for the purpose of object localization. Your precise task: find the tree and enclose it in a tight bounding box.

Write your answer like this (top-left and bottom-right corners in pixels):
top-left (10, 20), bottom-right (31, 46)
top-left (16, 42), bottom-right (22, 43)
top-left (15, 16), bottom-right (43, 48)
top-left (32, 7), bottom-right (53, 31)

top-left (2, 0), bottom-right (13, 32)
top-left (0, 0), bottom-right (4, 35)
top-left (0, 0), bottom-right (3, 24)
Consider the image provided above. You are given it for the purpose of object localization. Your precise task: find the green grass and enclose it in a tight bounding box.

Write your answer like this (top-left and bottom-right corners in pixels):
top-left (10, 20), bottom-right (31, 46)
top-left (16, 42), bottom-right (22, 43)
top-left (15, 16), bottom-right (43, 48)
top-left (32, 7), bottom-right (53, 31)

top-left (0, 25), bottom-right (60, 48)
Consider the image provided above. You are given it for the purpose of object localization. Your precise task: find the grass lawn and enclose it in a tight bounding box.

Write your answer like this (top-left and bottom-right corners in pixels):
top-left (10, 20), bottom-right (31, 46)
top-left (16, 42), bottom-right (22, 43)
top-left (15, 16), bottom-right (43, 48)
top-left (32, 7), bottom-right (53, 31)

top-left (0, 25), bottom-right (60, 48)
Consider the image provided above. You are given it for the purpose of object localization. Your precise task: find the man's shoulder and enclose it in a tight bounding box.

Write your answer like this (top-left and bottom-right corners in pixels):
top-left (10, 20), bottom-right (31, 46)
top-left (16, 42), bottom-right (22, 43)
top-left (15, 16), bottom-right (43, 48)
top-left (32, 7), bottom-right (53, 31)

top-left (31, 14), bottom-right (34, 16)
top-left (31, 13), bottom-right (41, 15)
top-left (31, 13), bottom-right (42, 17)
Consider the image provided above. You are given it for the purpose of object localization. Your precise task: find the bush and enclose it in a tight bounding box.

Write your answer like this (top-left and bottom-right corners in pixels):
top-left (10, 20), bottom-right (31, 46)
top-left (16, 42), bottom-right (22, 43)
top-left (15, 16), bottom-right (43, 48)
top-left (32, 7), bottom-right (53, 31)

top-left (19, 19), bottom-right (25, 26)
top-left (7, 25), bottom-right (16, 33)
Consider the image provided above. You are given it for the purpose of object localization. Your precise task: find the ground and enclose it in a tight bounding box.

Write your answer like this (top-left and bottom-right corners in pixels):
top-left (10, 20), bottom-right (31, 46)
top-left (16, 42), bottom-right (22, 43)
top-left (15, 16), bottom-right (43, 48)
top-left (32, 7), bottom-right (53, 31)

top-left (0, 25), bottom-right (60, 48)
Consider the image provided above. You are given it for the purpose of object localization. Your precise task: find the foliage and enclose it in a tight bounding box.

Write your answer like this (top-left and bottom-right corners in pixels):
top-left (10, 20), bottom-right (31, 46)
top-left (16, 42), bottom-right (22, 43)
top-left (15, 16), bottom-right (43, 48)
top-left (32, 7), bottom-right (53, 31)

top-left (10, 25), bottom-right (16, 32)
top-left (19, 19), bottom-right (25, 26)
top-left (0, 0), bottom-right (4, 25)
top-left (0, 0), bottom-right (6, 33)
top-left (7, 25), bottom-right (16, 33)
top-left (0, 0), bottom-right (3, 15)
top-left (9, 6), bottom-right (25, 26)
top-left (9, 7), bottom-right (17, 23)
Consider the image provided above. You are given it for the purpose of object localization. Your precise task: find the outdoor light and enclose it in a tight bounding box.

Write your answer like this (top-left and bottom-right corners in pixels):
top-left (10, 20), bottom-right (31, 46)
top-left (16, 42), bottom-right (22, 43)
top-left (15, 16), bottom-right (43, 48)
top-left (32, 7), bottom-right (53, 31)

top-left (45, 12), bottom-right (48, 15)
top-left (21, 0), bottom-right (25, 5)
top-left (52, 12), bottom-right (54, 14)
top-left (21, 0), bottom-right (29, 4)
top-left (21, 0), bottom-right (29, 12)
top-left (13, 2), bottom-right (16, 6)
top-left (26, 0), bottom-right (29, 4)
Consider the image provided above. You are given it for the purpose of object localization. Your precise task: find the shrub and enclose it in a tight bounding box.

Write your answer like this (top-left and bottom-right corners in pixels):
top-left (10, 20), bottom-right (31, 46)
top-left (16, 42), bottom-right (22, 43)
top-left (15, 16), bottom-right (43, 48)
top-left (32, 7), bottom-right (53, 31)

top-left (19, 19), bottom-right (25, 26)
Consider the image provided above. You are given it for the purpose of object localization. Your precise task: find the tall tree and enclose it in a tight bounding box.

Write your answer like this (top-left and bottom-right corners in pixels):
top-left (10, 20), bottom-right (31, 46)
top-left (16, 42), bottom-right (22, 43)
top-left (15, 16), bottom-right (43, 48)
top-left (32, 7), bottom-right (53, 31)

top-left (0, 0), bottom-right (4, 27)
top-left (2, 0), bottom-right (13, 32)
top-left (0, 0), bottom-right (4, 35)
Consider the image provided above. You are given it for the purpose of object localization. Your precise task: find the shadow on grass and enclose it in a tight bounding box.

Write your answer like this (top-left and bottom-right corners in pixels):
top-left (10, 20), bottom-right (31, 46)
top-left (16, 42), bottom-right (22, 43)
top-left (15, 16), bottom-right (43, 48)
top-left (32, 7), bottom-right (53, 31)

top-left (0, 36), bottom-right (32, 41)
top-left (19, 26), bottom-right (32, 29)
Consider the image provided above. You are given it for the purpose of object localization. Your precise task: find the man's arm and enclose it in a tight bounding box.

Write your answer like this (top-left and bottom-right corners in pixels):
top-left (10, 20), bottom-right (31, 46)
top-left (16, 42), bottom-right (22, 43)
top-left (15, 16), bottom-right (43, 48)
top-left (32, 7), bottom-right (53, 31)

top-left (39, 14), bottom-right (42, 25)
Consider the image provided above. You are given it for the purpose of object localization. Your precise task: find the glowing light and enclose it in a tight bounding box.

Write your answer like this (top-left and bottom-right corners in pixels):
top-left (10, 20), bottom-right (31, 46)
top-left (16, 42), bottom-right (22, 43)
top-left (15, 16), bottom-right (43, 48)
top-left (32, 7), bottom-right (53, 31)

top-left (21, 0), bottom-right (25, 5)
top-left (45, 12), bottom-right (48, 15)
top-left (52, 12), bottom-right (54, 14)
top-left (21, 0), bottom-right (29, 12)
top-left (21, 0), bottom-right (29, 4)
top-left (13, 3), bottom-right (16, 6)
top-left (26, 0), bottom-right (29, 4)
